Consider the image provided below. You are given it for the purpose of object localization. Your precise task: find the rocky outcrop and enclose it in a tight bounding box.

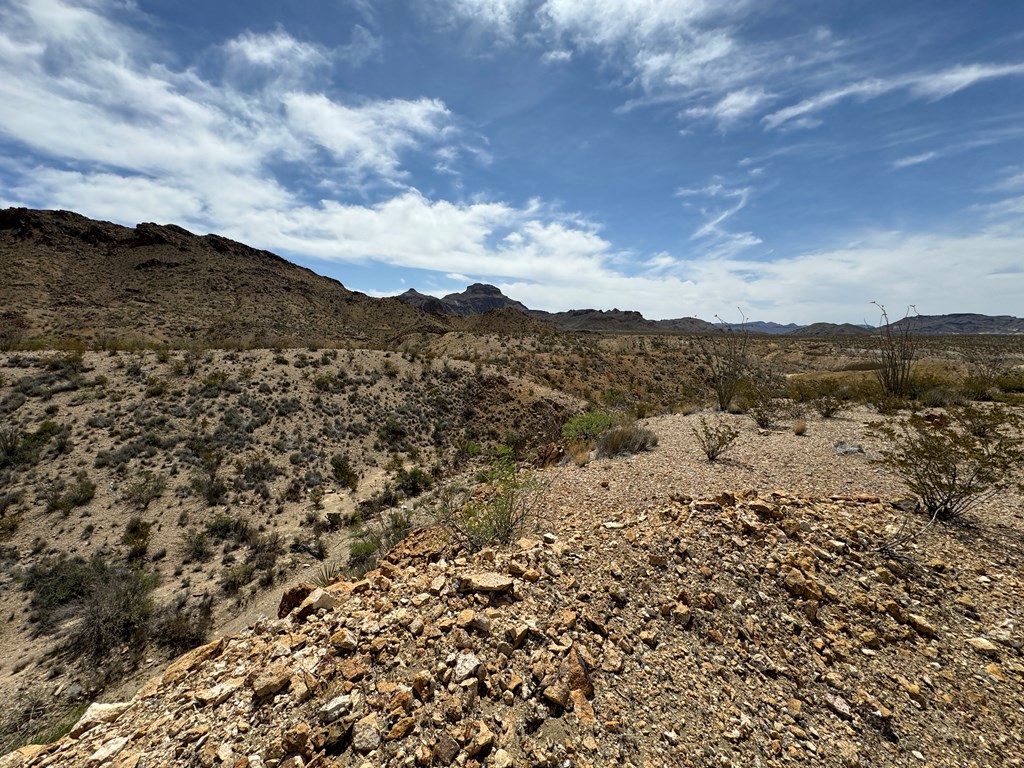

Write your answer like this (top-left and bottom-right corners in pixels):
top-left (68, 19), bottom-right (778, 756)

top-left (7, 490), bottom-right (1022, 768)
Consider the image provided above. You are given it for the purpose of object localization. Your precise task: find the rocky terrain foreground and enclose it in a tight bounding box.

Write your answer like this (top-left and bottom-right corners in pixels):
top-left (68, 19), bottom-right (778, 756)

top-left (3, 411), bottom-right (1022, 768)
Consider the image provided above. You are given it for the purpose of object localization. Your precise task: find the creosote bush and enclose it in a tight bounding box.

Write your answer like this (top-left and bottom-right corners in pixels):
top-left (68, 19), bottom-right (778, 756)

top-left (692, 415), bottom-right (740, 462)
top-left (561, 410), bottom-right (618, 443)
top-left (870, 404), bottom-right (1024, 522)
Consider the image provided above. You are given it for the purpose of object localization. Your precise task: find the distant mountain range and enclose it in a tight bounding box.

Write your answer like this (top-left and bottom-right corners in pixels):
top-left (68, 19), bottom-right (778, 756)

top-left (2, 208), bottom-right (1019, 344)
top-left (399, 283), bottom-right (1023, 336)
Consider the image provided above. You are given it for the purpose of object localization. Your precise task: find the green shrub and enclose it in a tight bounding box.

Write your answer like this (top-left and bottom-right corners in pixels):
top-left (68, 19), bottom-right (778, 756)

top-left (121, 471), bottom-right (167, 510)
top-left (151, 593), bottom-right (213, 653)
top-left (182, 530), bottom-right (213, 563)
top-left (870, 404), bottom-right (1024, 522)
top-left (692, 415), bottom-right (740, 462)
top-left (348, 509), bottom-right (413, 577)
top-left (220, 562), bottom-right (255, 594)
top-left (433, 455), bottom-right (537, 552)
top-left (595, 423), bottom-right (658, 458)
top-left (740, 367), bottom-right (788, 429)
top-left (122, 516), bottom-right (153, 560)
top-left (330, 453), bottom-right (359, 491)
top-left (561, 410), bottom-right (618, 442)
top-left (41, 471), bottom-right (95, 515)
top-left (204, 512), bottom-right (253, 545)
top-left (71, 563), bottom-right (158, 660)
top-left (395, 467), bottom-right (432, 497)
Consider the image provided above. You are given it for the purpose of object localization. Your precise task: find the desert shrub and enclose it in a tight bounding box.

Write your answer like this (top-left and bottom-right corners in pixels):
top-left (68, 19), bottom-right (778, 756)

top-left (790, 379), bottom-right (852, 418)
top-left (915, 383), bottom-right (965, 409)
top-left (41, 471), bottom-right (96, 515)
top-left (23, 556), bottom-right (97, 630)
top-left (561, 410), bottom-right (618, 443)
top-left (204, 512), bottom-right (253, 546)
top-left (741, 367), bottom-right (789, 429)
top-left (870, 404), bottom-right (1024, 522)
top-left (0, 421), bottom-right (59, 467)
top-left (122, 516), bottom-right (153, 561)
top-left (191, 473), bottom-right (228, 506)
top-left (312, 561), bottom-right (344, 587)
top-left (220, 562), bottom-right (255, 594)
top-left (290, 534), bottom-right (328, 561)
top-left (395, 467), bottom-right (432, 497)
top-left (181, 530), bottom-right (213, 563)
top-left (237, 454), bottom-right (279, 486)
top-left (433, 453), bottom-right (538, 552)
top-left (330, 453), bottom-right (359, 491)
top-left (122, 471), bottom-right (167, 510)
top-left (692, 415), bottom-right (740, 462)
top-left (348, 509), bottom-right (413, 577)
top-left (357, 487), bottom-right (399, 517)
top-left (995, 372), bottom-right (1024, 393)
top-left (249, 532), bottom-right (283, 572)
top-left (595, 422), bottom-right (658, 458)
top-left (24, 554), bottom-right (157, 658)
top-left (151, 592), bottom-right (213, 653)
top-left (71, 562), bottom-right (158, 660)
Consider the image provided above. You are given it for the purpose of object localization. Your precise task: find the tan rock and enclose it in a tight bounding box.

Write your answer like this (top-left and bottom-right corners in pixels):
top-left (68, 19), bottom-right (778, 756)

top-left (330, 627), bottom-right (359, 652)
top-left (967, 637), bottom-right (1000, 657)
top-left (387, 716), bottom-right (417, 740)
top-left (352, 714), bottom-right (381, 754)
top-left (459, 573), bottom-right (514, 592)
top-left (69, 701), bottom-right (132, 738)
top-left (252, 665), bottom-right (291, 697)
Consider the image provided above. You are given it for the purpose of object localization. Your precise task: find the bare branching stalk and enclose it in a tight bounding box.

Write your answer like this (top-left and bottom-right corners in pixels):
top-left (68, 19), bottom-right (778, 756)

top-left (693, 311), bottom-right (750, 410)
top-left (872, 302), bottom-right (916, 398)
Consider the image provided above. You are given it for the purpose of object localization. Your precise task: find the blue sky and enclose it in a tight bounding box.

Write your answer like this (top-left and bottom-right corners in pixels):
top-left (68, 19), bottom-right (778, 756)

top-left (1, 0), bottom-right (1023, 324)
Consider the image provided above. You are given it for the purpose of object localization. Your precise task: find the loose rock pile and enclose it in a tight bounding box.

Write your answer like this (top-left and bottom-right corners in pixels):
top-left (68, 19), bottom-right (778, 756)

top-left (3, 490), bottom-right (1022, 768)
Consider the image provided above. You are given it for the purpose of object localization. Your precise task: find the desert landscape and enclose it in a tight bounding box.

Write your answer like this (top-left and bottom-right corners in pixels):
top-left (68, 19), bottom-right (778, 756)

top-left (1, 209), bottom-right (1023, 767)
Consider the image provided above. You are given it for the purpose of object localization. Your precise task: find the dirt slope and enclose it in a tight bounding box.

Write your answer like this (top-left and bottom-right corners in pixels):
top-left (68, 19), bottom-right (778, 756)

top-left (4, 409), bottom-right (1021, 768)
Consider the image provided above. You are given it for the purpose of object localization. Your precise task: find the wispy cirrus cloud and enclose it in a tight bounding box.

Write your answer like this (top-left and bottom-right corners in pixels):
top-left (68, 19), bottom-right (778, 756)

top-left (764, 64), bottom-right (1024, 130)
top-left (891, 151), bottom-right (939, 169)
top-left (444, 0), bottom-right (1024, 138)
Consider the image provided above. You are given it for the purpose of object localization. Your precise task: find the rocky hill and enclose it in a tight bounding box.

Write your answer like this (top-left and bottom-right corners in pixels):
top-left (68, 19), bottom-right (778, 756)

top-left (792, 323), bottom-right (874, 338)
top-left (0, 208), bottom-right (450, 348)
top-left (4, 408), bottom-right (1023, 768)
top-left (891, 313), bottom-right (1024, 336)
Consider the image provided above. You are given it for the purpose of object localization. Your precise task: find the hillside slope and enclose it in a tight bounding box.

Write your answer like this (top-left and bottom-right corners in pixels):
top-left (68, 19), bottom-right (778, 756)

top-left (0, 208), bottom-right (449, 347)
top-left (4, 409), bottom-right (1023, 768)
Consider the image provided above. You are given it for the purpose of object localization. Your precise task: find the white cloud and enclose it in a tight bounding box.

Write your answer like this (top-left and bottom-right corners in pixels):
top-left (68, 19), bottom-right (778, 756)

top-left (541, 49), bottom-right (572, 64)
top-left (283, 94), bottom-right (452, 182)
top-left (0, 0), bottom-right (463, 200)
top-left (891, 151), bottom-right (938, 169)
top-left (765, 64), bottom-right (1024, 130)
top-left (685, 87), bottom-right (771, 128)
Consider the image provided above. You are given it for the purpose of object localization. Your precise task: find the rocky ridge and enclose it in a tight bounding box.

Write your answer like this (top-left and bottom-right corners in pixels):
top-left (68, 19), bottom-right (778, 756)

top-left (5, 474), bottom-right (1021, 768)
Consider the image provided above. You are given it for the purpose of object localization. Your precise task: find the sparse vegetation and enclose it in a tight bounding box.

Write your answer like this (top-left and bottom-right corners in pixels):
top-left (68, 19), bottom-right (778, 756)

top-left (693, 321), bottom-right (750, 411)
top-left (692, 415), bottom-right (740, 462)
top-left (433, 450), bottom-right (538, 552)
top-left (561, 410), bottom-right (618, 443)
top-left (873, 302), bottom-right (917, 399)
top-left (870, 404), bottom-right (1024, 522)
top-left (595, 422), bottom-right (658, 457)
